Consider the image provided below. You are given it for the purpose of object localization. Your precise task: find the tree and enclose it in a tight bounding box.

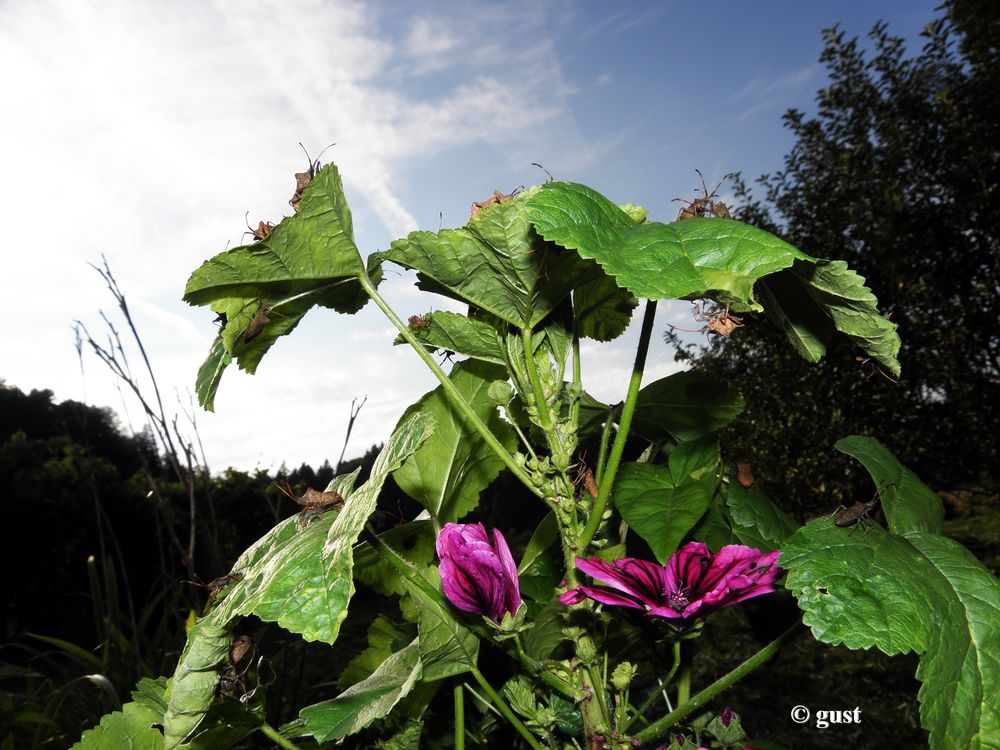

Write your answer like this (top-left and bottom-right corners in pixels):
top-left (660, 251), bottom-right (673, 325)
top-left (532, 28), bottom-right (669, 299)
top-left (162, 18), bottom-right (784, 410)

top-left (671, 0), bottom-right (1000, 517)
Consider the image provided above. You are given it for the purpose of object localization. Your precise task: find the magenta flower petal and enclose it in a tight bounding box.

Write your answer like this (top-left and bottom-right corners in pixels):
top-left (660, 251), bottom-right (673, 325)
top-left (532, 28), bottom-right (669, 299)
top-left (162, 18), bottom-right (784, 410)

top-left (561, 543), bottom-right (783, 622)
top-left (437, 523), bottom-right (521, 622)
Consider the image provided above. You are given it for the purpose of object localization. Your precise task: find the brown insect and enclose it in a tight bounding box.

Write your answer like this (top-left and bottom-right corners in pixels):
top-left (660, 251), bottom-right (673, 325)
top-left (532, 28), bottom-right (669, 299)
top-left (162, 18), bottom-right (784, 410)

top-left (669, 301), bottom-right (744, 339)
top-left (275, 481), bottom-right (344, 527)
top-left (470, 187), bottom-right (522, 219)
top-left (674, 170), bottom-right (734, 220)
top-left (575, 465), bottom-right (599, 499)
top-left (183, 572), bottom-right (243, 601)
top-left (242, 304), bottom-right (272, 343)
top-left (289, 142), bottom-right (335, 212)
top-left (243, 212), bottom-right (274, 242)
top-left (829, 494), bottom-right (881, 534)
top-left (217, 634), bottom-right (255, 700)
top-left (856, 356), bottom-right (899, 383)
top-left (408, 314), bottom-right (431, 330)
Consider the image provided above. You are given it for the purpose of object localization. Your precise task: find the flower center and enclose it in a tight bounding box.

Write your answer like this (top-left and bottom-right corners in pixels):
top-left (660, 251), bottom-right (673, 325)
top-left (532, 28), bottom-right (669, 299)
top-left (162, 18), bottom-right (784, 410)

top-left (666, 587), bottom-right (690, 612)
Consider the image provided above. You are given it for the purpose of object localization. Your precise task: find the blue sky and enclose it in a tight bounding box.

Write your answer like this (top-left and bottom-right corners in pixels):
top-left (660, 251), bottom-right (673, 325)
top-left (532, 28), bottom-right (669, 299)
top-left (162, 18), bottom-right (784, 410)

top-left (0, 0), bottom-right (938, 472)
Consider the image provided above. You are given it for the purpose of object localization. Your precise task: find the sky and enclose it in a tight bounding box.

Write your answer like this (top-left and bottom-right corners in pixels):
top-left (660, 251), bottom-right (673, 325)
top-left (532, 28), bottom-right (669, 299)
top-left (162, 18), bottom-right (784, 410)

top-left (0, 0), bottom-right (938, 473)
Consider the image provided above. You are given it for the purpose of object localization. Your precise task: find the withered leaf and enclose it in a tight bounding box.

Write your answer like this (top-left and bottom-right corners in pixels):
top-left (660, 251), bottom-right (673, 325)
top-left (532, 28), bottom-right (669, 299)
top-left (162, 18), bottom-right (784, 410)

top-left (736, 463), bottom-right (754, 488)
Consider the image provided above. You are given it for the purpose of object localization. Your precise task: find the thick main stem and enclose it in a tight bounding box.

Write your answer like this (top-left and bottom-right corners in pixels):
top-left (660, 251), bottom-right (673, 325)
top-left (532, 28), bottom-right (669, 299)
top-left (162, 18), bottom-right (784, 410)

top-left (362, 276), bottom-right (542, 498)
top-left (578, 301), bottom-right (657, 551)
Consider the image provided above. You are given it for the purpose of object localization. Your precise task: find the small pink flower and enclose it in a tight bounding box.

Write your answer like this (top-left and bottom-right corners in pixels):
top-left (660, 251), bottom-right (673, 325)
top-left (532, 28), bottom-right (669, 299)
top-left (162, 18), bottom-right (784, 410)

top-left (437, 523), bottom-right (521, 622)
top-left (560, 541), bottom-right (782, 620)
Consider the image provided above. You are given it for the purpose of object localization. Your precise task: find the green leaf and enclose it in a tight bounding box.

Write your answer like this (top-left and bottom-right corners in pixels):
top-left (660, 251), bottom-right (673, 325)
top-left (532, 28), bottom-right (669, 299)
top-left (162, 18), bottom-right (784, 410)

top-left (632, 371), bottom-right (745, 442)
top-left (162, 617), bottom-right (230, 749)
top-left (209, 416), bottom-right (431, 644)
top-left (525, 182), bottom-right (813, 310)
top-left (353, 520), bottom-right (437, 597)
top-left (688, 496), bottom-right (737, 551)
top-left (614, 462), bottom-right (715, 564)
top-left (299, 641), bottom-right (422, 742)
top-left (382, 190), bottom-right (600, 327)
top-left (667, 435), bottom-right (719, 483)
top-left (72, 698), bottom-right (164, 750)
top-left (782, 521), bottom-right (1000, 750)
top-left (572, 267), bottom-right (638, 342)
top-left (760, 259), bottom-right (901, 376)
top-left (835, 435), bottom-right (944, 535)
top-left (184, 164), bottom-right (366, 305)
top-left (393, 361), bottom-right (515, 522)
top-left (194, 336), bottom-right (230, 412)
top-left (339, 616), bottom-right (415, 690)
top-left (183, 163), bottom-right (376, 408)
top-left (378, 719), bottom-right (424, 749)
top-left (518, 512), bottom-right (559, 575)
top-left (402, 576), bottom-right (479, 681)
top-left (394, 310), bottom-right (505, 364)
top-left (726, 483), bottom-right (799, 551)
top-left (522, 600), bottom-right (567, 661)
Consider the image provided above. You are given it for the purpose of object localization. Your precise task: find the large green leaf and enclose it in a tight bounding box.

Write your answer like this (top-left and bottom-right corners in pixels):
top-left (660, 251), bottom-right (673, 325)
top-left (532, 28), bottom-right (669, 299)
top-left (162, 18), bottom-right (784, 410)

top-left (162, 617), bottom-right (230, 749)
top-left (402, 576), bottom-right (480, 682)
top-left (72, 694), bottom-right (164, 750)
top-left (760, 259), bottom-right (901, 376)
top-left (299, 641), bottom-right (423, 742)
top-left (183, 163), bottom-right (376, 408)
top-left (393, 361), bottom-right (515, 522)
top-left (614, 462), bottom-right (716, 564)
top-left (726, 483), bottom-right (799, 552)
top-left (382, 190), bottom-right (600, 327)
top-left (835, 435), bottom-right (944, 535)
top-left (525, 182), bottom-right (813, 311)
top-left (209, 415), bottom-right (431, 643)
top-left (394, 310), bottom-right (505, 365)
top-left (782, 521), bottom-right (1000, 749)
top-left (632, 371), bottom-right (745, 443)
top-left (572, 265), bottom-right (638, 342)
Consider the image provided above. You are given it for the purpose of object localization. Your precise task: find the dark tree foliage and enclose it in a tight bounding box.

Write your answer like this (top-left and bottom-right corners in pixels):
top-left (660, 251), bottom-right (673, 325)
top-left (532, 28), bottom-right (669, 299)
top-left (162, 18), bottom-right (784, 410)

top-left (672, 1), bottom-right (1000, 518)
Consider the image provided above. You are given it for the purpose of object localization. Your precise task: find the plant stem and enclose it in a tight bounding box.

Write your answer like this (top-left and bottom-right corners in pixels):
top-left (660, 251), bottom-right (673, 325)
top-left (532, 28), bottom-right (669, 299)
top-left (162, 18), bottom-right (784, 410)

top-left (471, 667), bottom-right (545, 750)
top-left (594, 405), bottom-right (616, 486)
top-left (578, 301), bottom-right (657, 551)
top-left (623, 641), bottom-right (681, 732)
top-left (258, 722), bottom-right (302, 750)
top-left (513, 634), bottom-right (578, 700)
top-left (454, 683), bottom-right (465, 750)
top-left (521, 326), bottom-right (554, 431)
top-left (633, 622), bottom-right (802, 744)
top-left (361, 275), bottom-right (542, 498)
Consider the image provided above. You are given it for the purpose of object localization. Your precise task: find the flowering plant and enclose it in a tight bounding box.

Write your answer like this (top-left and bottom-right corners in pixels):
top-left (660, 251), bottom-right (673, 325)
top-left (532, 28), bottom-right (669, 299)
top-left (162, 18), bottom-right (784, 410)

top-left (78, 160), bottom-right (1000, 750)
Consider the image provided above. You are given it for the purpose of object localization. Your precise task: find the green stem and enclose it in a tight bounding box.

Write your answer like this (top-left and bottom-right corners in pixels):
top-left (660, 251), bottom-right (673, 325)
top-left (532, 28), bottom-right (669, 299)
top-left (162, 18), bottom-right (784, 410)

top-left (471, 667), bottom-right (546, 750)
top-left (676, 654), bottom-right (691, 705)
top-left (512, 634), bottom-right (578, 700)
top-left (454, 683), bottom-right (465, 750)
top-left (361, 276), bottom-right (542, 498)
top-left (622, 641), bottom-right (681, 732)
top-left (594, 404), bottom-right (616, 486)
top-left (258, 722), bottom-right (302, 750)
top-left (578, 301), bottom-right (657, 551)
top-left (633, 622), bottom-right (802, 744)
top-left (569, 331), bottom-right (582, 431)
top-left (521, 326), bottom-right (554, 432)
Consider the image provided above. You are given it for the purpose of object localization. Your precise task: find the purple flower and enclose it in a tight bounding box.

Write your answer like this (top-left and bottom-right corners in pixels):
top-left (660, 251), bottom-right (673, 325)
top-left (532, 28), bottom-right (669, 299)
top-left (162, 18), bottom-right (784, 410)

top-left (437, 523), bottom-right (521, 622)
top-left (559, 541), bottom-right (782, 620)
